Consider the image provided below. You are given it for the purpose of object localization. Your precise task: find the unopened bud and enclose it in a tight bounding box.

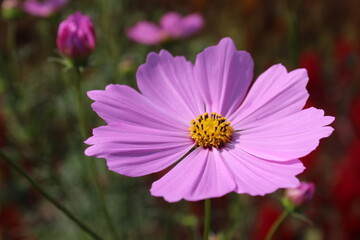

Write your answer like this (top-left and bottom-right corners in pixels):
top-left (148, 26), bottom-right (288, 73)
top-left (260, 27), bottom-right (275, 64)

top-left (56, 11), bottom-right (96, 63)
top-left (285, 182), bottom-right (315, 207)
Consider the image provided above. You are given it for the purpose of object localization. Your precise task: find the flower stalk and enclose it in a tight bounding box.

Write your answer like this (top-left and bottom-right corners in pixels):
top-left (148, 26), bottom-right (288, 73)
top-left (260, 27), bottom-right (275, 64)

top-left (265, 210), bottom-right (289, 240)
top-left (0, 151), bottom-right (102, 240)
top-left (6, 21), bottom-right (19, 83)
top-left (74, 68), bottom-right (120, 240)
top-left (266, 181), bottom-right (315, 240)
top-left (285, 0), bottom-right (301, 67)
top-left (203, 199), bottom-right (211, 240)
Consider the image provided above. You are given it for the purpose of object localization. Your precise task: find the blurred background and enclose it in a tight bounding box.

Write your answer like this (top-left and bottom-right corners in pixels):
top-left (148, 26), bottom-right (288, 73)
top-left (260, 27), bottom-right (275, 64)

top-left (0, 0), bottom-right (359, 239)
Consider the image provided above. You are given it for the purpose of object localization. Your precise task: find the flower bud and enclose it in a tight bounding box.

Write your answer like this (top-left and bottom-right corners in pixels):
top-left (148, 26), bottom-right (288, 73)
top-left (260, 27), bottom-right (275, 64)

top-left (56, 11), bottom-right (96, 62)
top-left (285, 182), bottom-right (315, 207)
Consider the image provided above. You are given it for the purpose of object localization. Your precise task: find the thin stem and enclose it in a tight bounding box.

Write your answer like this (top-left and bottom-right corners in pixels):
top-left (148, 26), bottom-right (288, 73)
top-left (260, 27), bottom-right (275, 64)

top-left (5, 21), bottom-right (20, 101)
top-left (265, 210), bottom-right (289, 240)
top-left (285, 0), bottom-right (300, 67)
top-left (203, 199), bottom-right (211, 240)
top-left (224, 195), bottom-right (244, 240)
top-left (6, 21), bottom-right (19, 81)
top-left (190, 225), bottom-right (200, 240)
top-left (292, 212), bottom-right (314, 226)
top-left (74, 69), bottom-right (120, 240)
top-left (0, 151), bottom-right (102, 240)
top-left (75, 68), bottom-right (87, 138)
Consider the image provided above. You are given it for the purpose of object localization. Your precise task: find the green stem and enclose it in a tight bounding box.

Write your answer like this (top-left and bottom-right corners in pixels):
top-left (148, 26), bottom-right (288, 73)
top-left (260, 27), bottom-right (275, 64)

top-left (75, 68), bottom-right (87, 138)
top-left (0, 151), bottom-right (101, 240)
top-left (190, 225), bottom-right (200, 240)
top-left (5, 21), bottom-right (20, 100)
top-left (292, 212), bottom-right (314, 226)
top-left (265, 210), bottom-right (289, 240)
top-left (286, 0), bottom-right (300, 67)
top-left (224, 195), bottom-right (244, 240)
top-left (6, 21), bottom-right (19, 81)
top-left (203, 199), bottom-right (211, 240)
top-left (74, 69), bottom-right (120, 240)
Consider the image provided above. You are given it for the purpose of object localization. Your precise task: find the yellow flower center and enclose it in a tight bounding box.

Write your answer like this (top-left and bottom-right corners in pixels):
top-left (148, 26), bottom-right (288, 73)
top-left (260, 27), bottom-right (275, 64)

top-left (189, 112), bottom-right (233, 149)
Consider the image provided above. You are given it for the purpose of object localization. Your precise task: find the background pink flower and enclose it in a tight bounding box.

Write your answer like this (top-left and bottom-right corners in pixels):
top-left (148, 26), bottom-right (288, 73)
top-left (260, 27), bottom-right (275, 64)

top-left (23, 0), bottom-right (68, 17)
top-left (126, 12), bottom-right (204, 45)
top-left (159, 12), bottom-right (204, 38)
top-left (126, 21), bottom-right (167, 45)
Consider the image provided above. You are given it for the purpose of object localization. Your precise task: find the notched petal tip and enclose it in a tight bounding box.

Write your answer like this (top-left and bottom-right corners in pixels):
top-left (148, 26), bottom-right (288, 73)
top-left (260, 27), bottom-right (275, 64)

top-left (326, 116), bottom-right (336, 125)
top-left (272, 63), bottom-right (288, 71)
top-left (197, 37), bottom-right (237, 58)
top-left (218, 37), bottom-right (235, 46)
top-left (138, 50), bottom-right (172, 75)
top-left (83, 136), bottom-right (93, 145)
top-left (289, 67), bottom-right (309, 80)
top-left (306, 107), bottom-right (335, 126)
top-left (87, 89), bottom-right (104, 100)
top-left (144, 49), bottom-right (174, 64)
top-left (104, 84), bottom-right (119, 91)
top-left (84, 145), bottom-right (97, 157)
top-left (145, 51), bottom-right (161, 61)
top-left (149, 187), bottom-right (179, 203)
top-left (237, 50), bottom-right (253, 60)
top-left (159, 49), bottom-right (173, 57)
top-left (323, 126), bottom-right (335, 138)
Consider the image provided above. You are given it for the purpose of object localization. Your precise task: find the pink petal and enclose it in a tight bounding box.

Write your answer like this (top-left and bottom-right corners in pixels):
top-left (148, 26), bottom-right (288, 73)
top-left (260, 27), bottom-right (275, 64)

top-left (220, 144), bottom-right (304, 195)
top-left (85, 123), bottom-right (193, 177)
top-left (87, 84), bottom-right (187, 131)
top-left (237, 107), bottom-right (335, 161)
top-left (137, 50), bottom-right (204, 122)
top-left (179, 13), bottom-right (204, 37)
top-left (229, 64), bottom-right (309, 129)
top-left (150, 148), bottom-right (236, 202)
top-left (23, 0), bottom-right (68, 17)
top-left (159, 12), bottom-right (183, 37)
top-left (126, 21), bottom-right (167, 45)
top-left (194, 38), bottom-right (254, 116)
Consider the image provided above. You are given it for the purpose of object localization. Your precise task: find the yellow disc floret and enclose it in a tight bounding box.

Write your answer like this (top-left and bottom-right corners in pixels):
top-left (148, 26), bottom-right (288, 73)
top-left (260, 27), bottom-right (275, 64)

top-left (189, 112), bottom-right (233, 149)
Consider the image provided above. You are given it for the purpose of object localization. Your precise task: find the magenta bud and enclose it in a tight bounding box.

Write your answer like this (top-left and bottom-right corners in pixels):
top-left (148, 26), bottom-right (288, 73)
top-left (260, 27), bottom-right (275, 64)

top-left (56, 11), bottom-right (96, 61)
top-left (285, 182), bottom-right (315, 207)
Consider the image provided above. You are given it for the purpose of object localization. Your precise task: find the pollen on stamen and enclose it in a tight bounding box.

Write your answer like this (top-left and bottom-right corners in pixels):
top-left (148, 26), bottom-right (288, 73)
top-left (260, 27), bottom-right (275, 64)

top-left (189, 112), bottom-right (234, 149)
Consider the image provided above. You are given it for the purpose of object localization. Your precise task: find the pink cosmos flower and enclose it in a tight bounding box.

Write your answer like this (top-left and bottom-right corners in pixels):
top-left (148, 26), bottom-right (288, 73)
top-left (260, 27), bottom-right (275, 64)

top-left (285, 182), bottom-right (315, 206)
top-left (56, 11), bottom-right (96, 60)
top-left (126, 12), bottom-right (204, 45)
top-left (85, 38), bottom-right (334, 202)
top-left (23, 0), bottom-right (68, 17)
